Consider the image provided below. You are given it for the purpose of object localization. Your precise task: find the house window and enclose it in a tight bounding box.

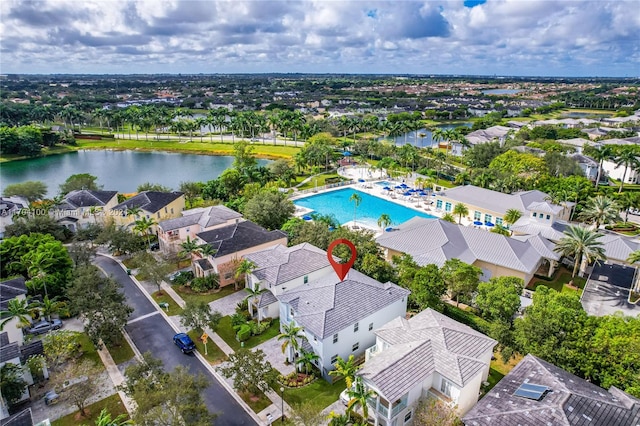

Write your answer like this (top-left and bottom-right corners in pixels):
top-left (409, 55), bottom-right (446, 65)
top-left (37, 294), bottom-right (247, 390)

top-left (496, 218), bottom-right (503, 226)
top-left (474, 211), bottom-right (481, 221)
top-left (146, 214), bottom-right (150, 219)
top-left (546, 214), bottom-right (551, 220)
top-left (331, 354), bottom-right (338, 364)
top-left (186, 228), bottom-right (190, 232)
top-left (440, 378), bottom-right (453, 397)
top-left (533, 212), bottom-right (537, 217)
top-left (368, 322), bottom-right (373, 331)
top-left (354, 322), bottom-right (359, 332)
top-left (224, 273), bottom-right (233, 280)
top-left (303, 275), bottom-right (308, 284)
top-left (444, 202), bottom-right (452, 212)
top-left (313, 336), bottom-right (317, 343)
top-left (290, 307), bottom-right (294, 318)
top-left (157, 212), bottom-right (160, 218)
top-left (404, 411), bottom-right (412, 423)
top-left (333, 333), bottom-right (338, 344)
top-left (352, 342), bottom-right (359, 352)
top-left (165, 207), bottom-right (168, 213)
top-left (436, 200), bottom-right (443, 209)
top-left (171, 208), bottom-right (174, 214)
top-left (484, 214), bottom-right (492, 223)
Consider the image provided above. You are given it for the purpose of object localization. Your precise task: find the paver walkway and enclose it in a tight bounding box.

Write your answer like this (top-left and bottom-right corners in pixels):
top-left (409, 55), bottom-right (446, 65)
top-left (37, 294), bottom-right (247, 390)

top-left (96, 346), bottom-right (137, 413)
top-left (209, 288), bottom-right (247, 316)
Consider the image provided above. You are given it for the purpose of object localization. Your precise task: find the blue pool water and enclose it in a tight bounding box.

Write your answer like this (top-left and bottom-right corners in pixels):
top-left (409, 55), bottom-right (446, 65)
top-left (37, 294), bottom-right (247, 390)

top-left (294, 188), bottom-right (436, 228)
top-left (375, 181), bottom-right (393, 187)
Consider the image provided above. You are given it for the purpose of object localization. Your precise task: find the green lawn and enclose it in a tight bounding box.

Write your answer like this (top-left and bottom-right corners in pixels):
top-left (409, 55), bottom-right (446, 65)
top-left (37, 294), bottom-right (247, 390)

top-left (77, 332), bottom-right (104, 370)
top-left (216, 316), bottom-right (281, 351)
top-left (283, 377), bottom-right (346, 411)
top-left (174, 285), bottom-right (241, 305)
top-left (52, 394), bottom-right (128, 426)
top-left (75, 138), bottom-right (300, 160)
top-left (187, 330), bottom-right (227, 364)
top-left (152, 290), bottom-right (184, 316)
top-left (239, 391), bottom-right (273, 414)
top-left (106, 335), bottom-right (135, 365)
top-left (528, 269), bottom-right (585, 295)
top-left (296, 173), bottom-right (348, 190)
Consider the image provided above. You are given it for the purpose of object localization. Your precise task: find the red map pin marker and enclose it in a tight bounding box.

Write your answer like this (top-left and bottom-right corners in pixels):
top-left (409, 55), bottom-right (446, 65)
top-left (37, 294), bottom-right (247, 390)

top-left (327, 238), bottom-right (357, 281)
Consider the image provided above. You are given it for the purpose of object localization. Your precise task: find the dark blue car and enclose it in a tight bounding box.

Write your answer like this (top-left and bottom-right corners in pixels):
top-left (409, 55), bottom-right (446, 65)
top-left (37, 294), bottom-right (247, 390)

top-left (173, 333), bottom-right (196, 354)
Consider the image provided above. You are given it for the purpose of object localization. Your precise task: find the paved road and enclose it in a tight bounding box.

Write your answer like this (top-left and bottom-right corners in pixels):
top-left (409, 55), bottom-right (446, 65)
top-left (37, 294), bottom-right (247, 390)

top-left (95, 255), bottom-right (257, 426)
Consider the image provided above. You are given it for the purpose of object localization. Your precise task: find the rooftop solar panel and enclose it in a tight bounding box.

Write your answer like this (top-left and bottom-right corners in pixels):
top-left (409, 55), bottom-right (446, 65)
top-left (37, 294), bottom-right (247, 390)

top-left (514, 383), bottom-right (550, 400)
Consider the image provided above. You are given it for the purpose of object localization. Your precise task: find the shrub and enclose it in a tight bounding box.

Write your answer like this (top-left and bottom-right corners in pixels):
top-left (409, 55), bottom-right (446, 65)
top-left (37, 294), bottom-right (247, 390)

top-left (231, 313), bottom-right (248, 328)
top-left (235, 298), bottom-right (248, 313)
top-left (236, 324), bottom-right (252, 342)
top-left (189, 275), bottom-right (218, 292)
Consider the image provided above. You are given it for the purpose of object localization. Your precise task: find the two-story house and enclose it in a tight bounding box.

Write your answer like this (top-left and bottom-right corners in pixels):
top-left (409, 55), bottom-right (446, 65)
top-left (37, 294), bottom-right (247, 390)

top-left (0, 196), bottom-right (28, 239)
top-left (277, 269), bottom-right (410, 381)
top-left (193, 220), bottom-right (287, 287)
top-left (157, 205), bottom-right (243, 254)
top-left (358, 309), bottom-right (496, 426)
top-left (0, 278), bottom-right (29, 345)
top-left (243, 243), bottom-right (336, 321)
top-left (110, 191), bottom-right (185, 231)
top-left (52, 189), bottom-right (119, 232)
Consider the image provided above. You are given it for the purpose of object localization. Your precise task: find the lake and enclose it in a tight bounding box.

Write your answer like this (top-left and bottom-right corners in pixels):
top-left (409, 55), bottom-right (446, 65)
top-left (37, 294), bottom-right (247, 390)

top-left (380, 122), bottom-right (472, 148)
top-left (482, 89), bottom-right (522, 95)
top-left (0, 150), bottom-right (270, 197)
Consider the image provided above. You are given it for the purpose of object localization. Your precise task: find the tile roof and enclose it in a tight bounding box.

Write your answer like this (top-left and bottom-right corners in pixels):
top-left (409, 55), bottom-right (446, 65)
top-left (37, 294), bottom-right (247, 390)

top-left (0, 341), bottom-right (21, 363)
top-left (436, 185), bottom-right (563, 217)
top-left (466, 126), bottom-right (512, 145)
top-left (57, 189), bottom-right (118, 209)
top-left (0, 277), bottom-right (27, 311)
top-left (359, 309), bottom-right (496, 402)
top-left (277, 269), bottom-right (409, 339)
top-left (463, 354), bottom-right (640, 426)
top-left (0, 332), bottom-right (9, 346)
top-left (194, 258), bottom-right (214, 271)
top-left (113, 191), bottom-right (183, 214)
top-left (376, 218), bottom-right (547, 273)
top-left (526, 201), bottom-right (564, 216)
top-left (20, 339), bottom-right (44, 362)
top-left (196, 220), bottom-right (287, 258)
top-left (510, 217), bottom-right (569, 242)
top-left (257, 290), bottom-right (278, 308)
top-left (244, 243), bottom-right (333, 287)
top-left (158, 205), bottom-right (242, 231)
top-left (599, 233), bottom-right (640, 263)
top-left (0, 408), bottom-right (34, 426)
top-left (510, 234), bottom-right (560, 261)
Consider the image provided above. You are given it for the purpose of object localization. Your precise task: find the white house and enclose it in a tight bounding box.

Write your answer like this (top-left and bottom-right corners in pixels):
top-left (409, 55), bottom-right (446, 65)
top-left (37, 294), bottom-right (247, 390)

top-left (0, 278), bottom-right (29, 345)
top-left (52, 189), bottom-right (119, 232)
top-left (243, 243), bottom-right (335, 321)
top-left (0, 196), bottom-right (28, 239)
top-left (277, 268), bottom-right (409, 380)
top-left (358, 309), bottom-right (496, 426)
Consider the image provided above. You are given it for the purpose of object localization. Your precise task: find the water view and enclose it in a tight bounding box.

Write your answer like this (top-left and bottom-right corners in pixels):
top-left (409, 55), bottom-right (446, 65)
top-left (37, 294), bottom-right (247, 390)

top-left (294, 188), bottom-right (436, 228)
top-left (380, 122), bottom-right (472, 147)
top-left (0, 150), bottom-right (270, 197)
top-left (482, 89), bottom-right (523, 95)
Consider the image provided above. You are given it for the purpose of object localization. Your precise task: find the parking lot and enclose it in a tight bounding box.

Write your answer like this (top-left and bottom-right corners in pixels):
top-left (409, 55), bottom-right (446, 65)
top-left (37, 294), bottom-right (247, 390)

top-left (581, 262), bottom-right (639, 316)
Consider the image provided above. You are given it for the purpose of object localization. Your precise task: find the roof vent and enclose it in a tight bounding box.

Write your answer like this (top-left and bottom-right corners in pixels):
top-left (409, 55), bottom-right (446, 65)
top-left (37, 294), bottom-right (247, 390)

top-left (513, 383), bottom-right (551, 401)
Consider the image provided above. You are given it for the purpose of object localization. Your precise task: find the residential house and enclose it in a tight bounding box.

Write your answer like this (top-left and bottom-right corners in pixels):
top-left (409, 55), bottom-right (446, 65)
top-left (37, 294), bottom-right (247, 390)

top-left (570, 153), bottom-right (599, 181)
top-left (277, 268), bottom-right (410, 380)
top-left (376, 218), bottom-right (560, 283)
top-left (599, 233), bottom-right (640, 265)
top-left (0, 408), bottom-right (35, 426)
top-left (193, 220), bottom-right (287, 287)
top-left (110, 191), bottom-right (185, 231)
top-left (0, 196), bottom-right (28, 239)
top-left (462, 354), bottom-right (640, 425)
top-left (557, 137), bottom-right (592, 154)
top-left (465, 126), bottom-right (512, 146)
top-left (358, 309), bottom-right (497, 425)
top-left (600, 140), bottom-right (640, 184)
top-left (52, 189), bottom-right (119, 232)
top-left (0, 278), bottom-right (29, 345)
top-left (157, 205), bottom-right (243, 254)
top-left (432, 184), bottom-right (573, 226)
top-left (509, 203), bottom-right (571, 242)
top-left (242, 243), bottom-right (335, 321)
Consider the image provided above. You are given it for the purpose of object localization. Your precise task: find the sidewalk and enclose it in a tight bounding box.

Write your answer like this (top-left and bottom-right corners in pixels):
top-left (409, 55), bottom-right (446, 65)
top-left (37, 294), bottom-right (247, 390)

top-left (96, 345), bottom-right (136, 414)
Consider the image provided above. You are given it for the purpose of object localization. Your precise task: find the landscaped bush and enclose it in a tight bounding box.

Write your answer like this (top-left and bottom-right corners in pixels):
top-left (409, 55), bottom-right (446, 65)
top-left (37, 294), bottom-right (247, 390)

top-left (172, 271), bottom-right (194, 286)
top-left (189, 275), bottom-right (220, 293)
top-left (277, 371), bottom-right (315, 388)
top-left (231, 313), bottom-right (249, 327)
top-left (249, 320), bottom-right (271, 336)
top-left (235, 324), bottom-right (252, 342)
top-left (235, 298), bottom-right (248, 313)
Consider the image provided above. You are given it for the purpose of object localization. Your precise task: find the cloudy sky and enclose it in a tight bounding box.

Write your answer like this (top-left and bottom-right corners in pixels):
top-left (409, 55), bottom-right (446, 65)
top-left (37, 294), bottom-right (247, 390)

top-left (1, 0), bottom-right (638, 77)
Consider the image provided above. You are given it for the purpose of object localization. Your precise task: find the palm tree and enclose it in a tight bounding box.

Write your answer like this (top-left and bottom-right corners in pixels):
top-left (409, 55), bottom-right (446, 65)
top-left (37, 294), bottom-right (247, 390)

top-left (297, 349), bottom-right (320, 375)
top-left (196, 243), bottom-right (217, 258)
top-left (126, 206), bottom-right (142, 220)
top-left (178, 236), bottom-right (199, 260)
top-left (615, 192), bottom-right (640, 223)
top-left (36, 296), bottom-right (66, 322)
top-left (627, 250), bottom-right (640, 264)
top-left (349, 193), bottom-right (362, 227)
top-left (491, 224), bottom-right (511, 236)
top-left (441, 213), bottom-right (456, 223)
top-left (234, 259), bottom-right (256, 290)
top-left (277, 322), bottom-right (307, 364)
top-left (134, 217), bottom-right (157, 247)
top-left (0, 298), bottom-right (36, 330)
top-left (504, 208), bottom-right (522, 226)
top-left (377, 214), bottom-right (392, 231)
top-left (244, 285), bottom-right (265, 318)
top-left (329, 355), bottom-right (359, 389)
top-left (346, 377), bottom-right (377, 422)
top-left (579, 196), bottom-right (621, 229)
top-left (93, 408), bottom-right (133, 426)
top-left (453, 203), bottom-right (469, 224)
top-left (589, 145), bottom-right (614, 189)
top-left (614, 147), bottom-right (640, 193)
top-left (555, 225), bottom-right (605, 277)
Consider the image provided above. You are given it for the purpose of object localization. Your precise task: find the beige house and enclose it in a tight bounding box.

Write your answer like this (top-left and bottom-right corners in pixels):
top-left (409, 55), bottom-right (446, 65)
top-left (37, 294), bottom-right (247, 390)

top-left (110, 191), bottom-right (185, 231)
top-left (193, 220), bottom-right (287, 287)
top-left (157, 205), bottom-right (243, 254)
top-left (433, 185), bottom-right (573, 227)
top-left (53, 189), bottom-right (119, 232)
top-left (376, 218), bottom-right (560, 284)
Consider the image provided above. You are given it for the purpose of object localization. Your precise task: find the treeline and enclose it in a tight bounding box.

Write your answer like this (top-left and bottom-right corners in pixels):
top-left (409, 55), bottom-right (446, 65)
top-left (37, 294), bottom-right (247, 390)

top-left (0, 125), bottom-right (74, 156)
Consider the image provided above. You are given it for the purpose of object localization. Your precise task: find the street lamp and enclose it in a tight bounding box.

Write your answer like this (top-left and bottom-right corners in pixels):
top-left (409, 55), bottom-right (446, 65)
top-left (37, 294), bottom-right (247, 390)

top-left (280, 386), bottom-right (285, 423)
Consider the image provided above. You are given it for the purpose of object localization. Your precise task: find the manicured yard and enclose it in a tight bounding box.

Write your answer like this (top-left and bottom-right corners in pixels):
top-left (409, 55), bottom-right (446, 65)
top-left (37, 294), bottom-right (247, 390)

top-left (239, 391), bottom-right (272, 414)
top-left (76, 332), bottom-right (104, 370)
top-left (283, 377), bottom-right (346, 411)
top-left (480, 351), bottom-right (524, 398)
top-left (152, 290), bottom-right (183, 316)
top-left (174, 285), bottom-right (241, 305)
top-left (186, 330), bottom-right (227, 364)
top-left (528, 268), bottom-right (585, 295)
top-left (215, 316), bottom-right (281, 351)
top-left (106, 335), bottom-right (135, 365)
top-left (52, 394), bottom-right (128, 426)
top-left (296, 173), bottom-right (349, 190)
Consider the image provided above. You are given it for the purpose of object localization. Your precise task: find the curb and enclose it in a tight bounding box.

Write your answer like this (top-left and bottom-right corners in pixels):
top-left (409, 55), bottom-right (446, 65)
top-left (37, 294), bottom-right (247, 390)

top-left (96, 254), bottom-right (265, 426)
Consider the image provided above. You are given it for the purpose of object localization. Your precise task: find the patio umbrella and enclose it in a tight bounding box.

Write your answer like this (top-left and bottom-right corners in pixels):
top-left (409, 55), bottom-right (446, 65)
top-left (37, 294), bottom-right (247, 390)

top-left (383, 186), bottom-right (391, 191)
top-left (403, 191), bottom-right (413, 196)
top-left (473, 221), bottom-right (483, 226)
top-left (302, 215), bottom-right (312, 221)
top-left (385, 227), bottom-right (394, 232)
top-left (395, 185), bottom-right (403, 189)
top-left (342, 151), bottom-right (352, 156)
top-left (358, 179), bottom-right (366, 182)
top-left (485, 222), bottom-right (495, 227)
top-left (400, 183), bottom-right (408, 188)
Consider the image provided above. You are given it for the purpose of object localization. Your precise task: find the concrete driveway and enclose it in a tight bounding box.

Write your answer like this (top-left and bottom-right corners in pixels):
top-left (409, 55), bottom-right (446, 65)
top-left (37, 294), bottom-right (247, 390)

top-left (209, 288), bottom-right (248, 317)
top-left (253, 337), bottom-right (295, 376)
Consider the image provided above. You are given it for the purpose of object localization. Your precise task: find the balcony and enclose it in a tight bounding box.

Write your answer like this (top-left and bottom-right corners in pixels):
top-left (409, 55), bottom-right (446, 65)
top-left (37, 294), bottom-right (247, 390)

top-left (365, 344), bottom-right (380, 361)
top-left (368, 396), bottom-right (407, 420)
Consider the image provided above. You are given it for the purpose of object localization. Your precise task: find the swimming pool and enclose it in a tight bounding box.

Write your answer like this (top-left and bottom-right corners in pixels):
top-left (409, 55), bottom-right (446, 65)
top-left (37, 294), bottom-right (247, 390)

top-left (294, 188), bottom-right (436, 228)
top-left (375, 181), bottom-right (393, 187)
